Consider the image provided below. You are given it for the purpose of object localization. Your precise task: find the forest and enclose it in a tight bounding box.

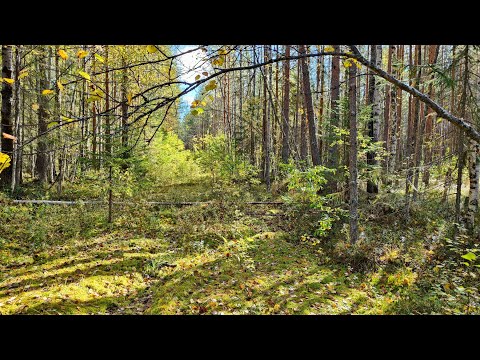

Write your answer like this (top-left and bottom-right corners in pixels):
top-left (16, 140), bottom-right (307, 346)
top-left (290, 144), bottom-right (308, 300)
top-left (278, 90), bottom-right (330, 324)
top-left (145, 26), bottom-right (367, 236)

top-left (0, 44), bottom-right (479, 315)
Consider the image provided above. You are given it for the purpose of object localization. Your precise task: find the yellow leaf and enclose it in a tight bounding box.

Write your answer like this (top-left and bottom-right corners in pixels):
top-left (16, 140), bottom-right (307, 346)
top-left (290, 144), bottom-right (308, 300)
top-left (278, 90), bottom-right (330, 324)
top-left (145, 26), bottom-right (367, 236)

top-left (127, 93), bottom-right (133, 105)
top-left (273, 304), bottom-right (280, 311)
top-left (195, 75), bottom-right (201, 81)
top-left (32, 103), bottom-right (39, 111)
top-left (42, 89), bottom-right (54, 95)
top-left (92, 88), bottom-right (105, 98)
top-left (201, 101), bottom-right (207, 106)
top-left (443, 283), bottom-right (451, 291)
top-left (58, 49), bottom-right (68, 60)
top-left (212, 57), bottom-right (224, 67)
top-left (76, 50), bottom-right (89, 59)
top-left (146, 45), bottom-right (158, 54)
top-left (78, 71), bottom-right (91, 81)
top-left (18, 71), bottom-right (28, 80)
top-left (47, 121), bottom-right (58, 129)
top-left (343, 60), bottom-right (352, 68)
top-left (324, 46), bottom-right (335, 52)
top-left (0, 152), bottom-right (11, 174)
top-left (218, 48), bottom-right (228, 55)
top-left (94, 53), bottom-right (105, 63)
top-left (3, 78), bottom-right (14, 84)
top-left (57, 80), bottom-right (64, 92)
top-left (86, 95), bottom-right (101, 103)
top-left (61, 116), bottom-right (75, 122)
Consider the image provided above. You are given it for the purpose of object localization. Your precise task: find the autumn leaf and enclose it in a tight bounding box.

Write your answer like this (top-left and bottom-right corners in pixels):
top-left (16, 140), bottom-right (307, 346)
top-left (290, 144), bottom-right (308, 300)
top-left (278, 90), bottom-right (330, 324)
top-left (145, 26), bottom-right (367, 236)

top-left (127, 93), bottom-right (133, 105)
top-left (212, 57), bottom-right (224, 67)
top-left (2, 132), bottom-right (17, 142)
top-left (3, 78), bottom-right (14, 84)
top-left (94, 53), bottom-right (105, 63)
top-left (78, 71), bottom-right (91, 81)
top-left (18, 71), bottom-right (28, 80)
top-left (146, 45), bottom-right (158, 54)
top-left (205, 80), bottom-right (217, 91)
top-left (77, 50), bottom-right (89, 59)
top-left (47, 121), bottom-right (58, 129)
top-left (0, 152), bottom-right (11, 173)
top-left (92, 88), bottom-right (105, 98)
top-left (32, 103), bottom-right (39, 111)
top-left (61, 116), bottom-right (75, 122)
top-left (202, 72), bottom-right (208, 77)
top-left (324, 46), bottom-right (335, 52)
top-left (58, 49), bottom-right (69, 60)
top-left (42, 89), bottom-right (54, 95)
top-left (57, 80), bottom-right (64, 92)
top-left (86, 95), bottom-right (101, 103)
top-left (195, 75), bottom-right (201, 81)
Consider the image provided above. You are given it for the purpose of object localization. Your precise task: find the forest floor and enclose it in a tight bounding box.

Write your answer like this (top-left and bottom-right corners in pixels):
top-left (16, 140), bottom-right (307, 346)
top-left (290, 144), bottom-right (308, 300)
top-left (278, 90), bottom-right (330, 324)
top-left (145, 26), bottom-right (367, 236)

top-left (1, 181), bottom-right (478, 314)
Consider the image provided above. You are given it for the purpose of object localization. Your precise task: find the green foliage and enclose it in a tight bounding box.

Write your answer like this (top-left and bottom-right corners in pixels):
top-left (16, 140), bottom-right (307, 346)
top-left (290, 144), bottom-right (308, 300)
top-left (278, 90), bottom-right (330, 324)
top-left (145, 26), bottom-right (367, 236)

top-left (281, 163), bottom-right (343, 239)
top-left (193, 134), bottom-right (258, 185)
top-left (144, 131), bottom-right (203, 186)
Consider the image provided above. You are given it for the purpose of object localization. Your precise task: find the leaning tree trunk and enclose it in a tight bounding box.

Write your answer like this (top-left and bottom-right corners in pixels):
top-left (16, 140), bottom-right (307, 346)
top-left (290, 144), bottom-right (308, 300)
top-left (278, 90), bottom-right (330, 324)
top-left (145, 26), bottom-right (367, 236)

top-left (1, 45), bottom-right (14, 188)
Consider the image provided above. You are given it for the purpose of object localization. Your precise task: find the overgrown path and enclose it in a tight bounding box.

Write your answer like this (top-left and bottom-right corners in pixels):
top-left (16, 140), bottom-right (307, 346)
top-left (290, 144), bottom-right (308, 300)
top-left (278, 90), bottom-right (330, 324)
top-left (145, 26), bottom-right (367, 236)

top-left (0, 197), bottom-right (395, 315)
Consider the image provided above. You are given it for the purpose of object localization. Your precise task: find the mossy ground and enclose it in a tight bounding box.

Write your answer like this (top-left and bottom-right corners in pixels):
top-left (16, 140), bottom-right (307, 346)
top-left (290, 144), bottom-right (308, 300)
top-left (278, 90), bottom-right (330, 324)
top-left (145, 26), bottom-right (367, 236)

top-left (1, 182), bottom-right (478, 315)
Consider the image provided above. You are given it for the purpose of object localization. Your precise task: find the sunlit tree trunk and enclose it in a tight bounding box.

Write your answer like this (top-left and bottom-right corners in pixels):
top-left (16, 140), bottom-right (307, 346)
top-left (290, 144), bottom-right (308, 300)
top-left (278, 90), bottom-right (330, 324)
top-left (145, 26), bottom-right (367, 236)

top-left (35, 46), bottom-right (48, 184)
top-left (281, 45), bottom-right (290, 163)
top-left (299, 45), bottom-right (321, 166)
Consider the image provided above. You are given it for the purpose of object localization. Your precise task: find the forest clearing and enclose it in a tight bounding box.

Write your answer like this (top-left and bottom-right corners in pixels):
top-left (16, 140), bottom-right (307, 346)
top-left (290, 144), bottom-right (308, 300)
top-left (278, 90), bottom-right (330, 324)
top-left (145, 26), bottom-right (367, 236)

top-left (0, 45), bottom-right (479, 315)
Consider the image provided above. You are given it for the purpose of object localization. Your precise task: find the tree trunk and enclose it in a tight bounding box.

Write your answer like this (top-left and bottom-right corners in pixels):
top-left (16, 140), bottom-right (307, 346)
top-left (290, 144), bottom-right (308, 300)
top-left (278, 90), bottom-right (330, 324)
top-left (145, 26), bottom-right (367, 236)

top-left (121, 55), bottom-right (129, 162)
top-left (455, 46), bottom-right (468, 228)
top-left (281, 45), bottom-right (290, 163)
top-left (422, 45), bottom-right (439, 187)
top-left (1, 45), bottom-right (14, 188)
top-left (467, 138), bottom-right (480, 232)
top-left (299, 45), bottom-right (321, 166)
top-left (383, 45), bottom-right (394, 172)
top-left (367, 45), bottom-right (382, 195)
top-left (262, 45), bottom-right (271, 190)
top-left (35, 47), bottom-right (49, 184)
top-left (348, 61), bottom-right (358, 244)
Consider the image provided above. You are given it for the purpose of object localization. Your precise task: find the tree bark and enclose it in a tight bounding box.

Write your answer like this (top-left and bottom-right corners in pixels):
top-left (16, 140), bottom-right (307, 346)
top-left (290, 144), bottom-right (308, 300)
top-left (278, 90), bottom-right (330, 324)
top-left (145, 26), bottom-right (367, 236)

top-left (1, 45), bottom-right (14, 188)
top-left (35, 47), bottom-right (49, 184)
top-left (366, 45), bottom-right (382, 195)
top-left (299, 45), bottom-right (321, 166)
top-left (348, 61), bottom-right (358, 244)
top-left (281, 45), bottom-right (290, 163)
